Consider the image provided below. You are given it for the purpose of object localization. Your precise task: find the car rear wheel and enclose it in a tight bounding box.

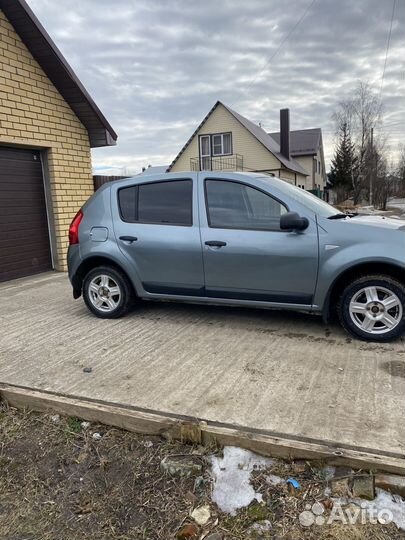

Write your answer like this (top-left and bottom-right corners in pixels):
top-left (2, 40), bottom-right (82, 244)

top-left (83, 266), bottom-right (133, 318)
top-left (338, 275), bottom-right (405, 341)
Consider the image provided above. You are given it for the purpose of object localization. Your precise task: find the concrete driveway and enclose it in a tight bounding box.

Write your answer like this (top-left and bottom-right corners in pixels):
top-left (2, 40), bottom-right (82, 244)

top-left (1, 272), bottom-right (404, 462)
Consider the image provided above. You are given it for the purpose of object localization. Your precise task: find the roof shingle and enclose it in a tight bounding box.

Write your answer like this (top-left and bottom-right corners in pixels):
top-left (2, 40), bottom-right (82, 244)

top-left (268, 128), bottom-right (321, 156)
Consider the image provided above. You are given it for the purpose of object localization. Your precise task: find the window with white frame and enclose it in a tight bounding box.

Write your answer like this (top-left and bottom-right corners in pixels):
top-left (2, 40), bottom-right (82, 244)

top-left (211, 133), bottom-right (232, 156)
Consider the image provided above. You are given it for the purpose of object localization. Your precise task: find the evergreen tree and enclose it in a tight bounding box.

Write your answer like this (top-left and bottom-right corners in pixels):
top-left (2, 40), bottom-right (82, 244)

top-left (330, 123), bottom-right (358, 203)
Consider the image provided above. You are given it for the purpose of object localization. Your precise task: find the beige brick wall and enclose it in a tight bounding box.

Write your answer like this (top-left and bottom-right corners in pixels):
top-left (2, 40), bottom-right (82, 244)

top-left (0, 10), bottom-right (93, 271)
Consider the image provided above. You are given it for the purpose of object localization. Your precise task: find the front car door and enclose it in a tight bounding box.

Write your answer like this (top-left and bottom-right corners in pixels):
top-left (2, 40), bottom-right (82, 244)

top-left (199, 175), bottom-right (319, 306)
top-left (112, 174), bottom-right (205, 297)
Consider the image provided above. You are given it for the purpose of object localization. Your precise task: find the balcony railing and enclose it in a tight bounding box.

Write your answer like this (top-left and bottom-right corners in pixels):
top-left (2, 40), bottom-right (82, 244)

top-left (190, 154), bottom-right (244, 172)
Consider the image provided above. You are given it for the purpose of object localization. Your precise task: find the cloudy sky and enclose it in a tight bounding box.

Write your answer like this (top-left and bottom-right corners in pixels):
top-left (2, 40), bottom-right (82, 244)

top-left (29, 0), bottom-right (404, 174)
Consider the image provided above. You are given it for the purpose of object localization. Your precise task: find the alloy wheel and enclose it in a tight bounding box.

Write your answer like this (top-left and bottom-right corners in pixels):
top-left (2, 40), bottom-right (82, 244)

top-left (88, 274), bottom-right (121, 313)
top-left (349, 285), bottom-right (402, 335)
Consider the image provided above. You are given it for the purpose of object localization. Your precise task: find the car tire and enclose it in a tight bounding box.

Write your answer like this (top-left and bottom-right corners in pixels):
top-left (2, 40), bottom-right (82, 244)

top-left (338, 274), bottom-right (405, 342)
top-left (83, 266), bottom-right (134, 319)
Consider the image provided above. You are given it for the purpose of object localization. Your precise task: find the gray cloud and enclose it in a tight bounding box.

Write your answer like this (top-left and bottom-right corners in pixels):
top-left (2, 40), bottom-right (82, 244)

top-left (28, 0), bottom-right (404, 173)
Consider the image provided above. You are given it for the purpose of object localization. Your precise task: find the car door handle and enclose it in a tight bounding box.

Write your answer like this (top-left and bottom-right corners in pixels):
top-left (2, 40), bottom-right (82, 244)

top-left (205, 240), bottom-right (227, 247)
top-left (119, 235), bottom-right (138, 243)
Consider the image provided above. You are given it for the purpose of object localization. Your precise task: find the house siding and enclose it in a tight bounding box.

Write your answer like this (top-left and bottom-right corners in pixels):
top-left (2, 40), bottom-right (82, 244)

top-left (277, 169), bottom-right (297, 184)
top-left (295, 150), bottom-right (325, 190)
top-left (294, 156), bottom-right (315, 189)
top-left (171, 103), bottom-right (282, 174)
top-left (314, 148), bottom-right (326, 188)
top-left (0, 9), bottom-right (93, 271)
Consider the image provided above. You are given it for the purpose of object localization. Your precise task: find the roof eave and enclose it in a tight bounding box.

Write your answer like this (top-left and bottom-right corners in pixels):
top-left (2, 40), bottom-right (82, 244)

top-left (167, 100), bottom-right (221, 171)
top-left (279, 160), bottom-right (309, 176)
top-left (291, 150), bottom-right (317, 157)
top-left (0, 0), bottom-right (117, 148)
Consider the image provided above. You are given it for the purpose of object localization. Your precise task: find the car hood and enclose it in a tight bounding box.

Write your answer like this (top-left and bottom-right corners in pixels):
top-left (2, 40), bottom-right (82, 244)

top-left (335, 214), bottom-right (405, 230)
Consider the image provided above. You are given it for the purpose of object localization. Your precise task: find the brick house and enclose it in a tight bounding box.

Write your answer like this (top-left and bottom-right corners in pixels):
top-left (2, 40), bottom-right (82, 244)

top-left (0, 0), bottom-right (116, 281)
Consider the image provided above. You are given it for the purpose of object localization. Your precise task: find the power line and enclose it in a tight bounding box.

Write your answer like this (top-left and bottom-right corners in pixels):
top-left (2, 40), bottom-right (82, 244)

top-left (380, 0), bottom-right (396, 98)
top-left (244, 0), bottom-right (317, 93)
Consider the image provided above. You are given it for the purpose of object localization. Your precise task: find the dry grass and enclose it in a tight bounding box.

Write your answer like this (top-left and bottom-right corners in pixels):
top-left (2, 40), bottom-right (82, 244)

top-left (0, 403), bottom-right (212, 539)
top-left (0, 404), bottom-right (403, 540)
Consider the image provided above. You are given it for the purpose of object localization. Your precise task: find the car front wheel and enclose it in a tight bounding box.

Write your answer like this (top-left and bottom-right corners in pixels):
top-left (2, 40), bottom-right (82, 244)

top-left (83, 266), bottom-right (133, 318)
top-left (338, 275), bottom-right (405, 342)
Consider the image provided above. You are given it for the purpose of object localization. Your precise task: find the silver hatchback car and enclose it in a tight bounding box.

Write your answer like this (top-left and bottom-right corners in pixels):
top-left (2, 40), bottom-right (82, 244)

top-left (67, 172), bottom-right (405, 342)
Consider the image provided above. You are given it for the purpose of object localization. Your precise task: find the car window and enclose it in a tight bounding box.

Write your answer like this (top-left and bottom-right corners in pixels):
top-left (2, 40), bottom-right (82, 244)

top-left (118, 179), bottom-right (193, 225)
top-left (261, 177), bottom-right (337, 217)
top-left (205, 179), bottom-right (287, 231)
top-left (118, 185), bottom-right (137, 222)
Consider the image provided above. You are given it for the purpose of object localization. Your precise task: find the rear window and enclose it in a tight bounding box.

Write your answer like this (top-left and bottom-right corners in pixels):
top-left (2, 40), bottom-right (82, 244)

top-left (118, 186), bottom-right (137, 222)
top-left (118, 179), bottom-right (193, 225)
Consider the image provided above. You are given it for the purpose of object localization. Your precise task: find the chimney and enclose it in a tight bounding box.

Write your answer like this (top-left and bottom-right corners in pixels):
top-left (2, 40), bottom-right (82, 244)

top-left (280, 108), bottom-right (290, 160)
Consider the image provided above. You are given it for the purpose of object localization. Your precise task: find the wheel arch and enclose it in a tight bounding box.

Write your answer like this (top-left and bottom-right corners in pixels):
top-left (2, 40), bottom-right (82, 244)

top-left (72, 255), bottom-right (137, 299)
top-left (323, 261), bottom-right (405, 321)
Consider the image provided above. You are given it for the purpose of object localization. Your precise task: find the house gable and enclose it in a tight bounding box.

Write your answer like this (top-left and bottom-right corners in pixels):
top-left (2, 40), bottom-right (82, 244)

top-left (169, 102), bottom-right (282, 173)
top-left (0, 0), bottom-right (116, 147)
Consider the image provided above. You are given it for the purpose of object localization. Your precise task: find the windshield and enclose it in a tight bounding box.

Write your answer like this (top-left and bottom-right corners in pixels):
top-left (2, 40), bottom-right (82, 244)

top-left (265, 178), bottom-right (338, 218)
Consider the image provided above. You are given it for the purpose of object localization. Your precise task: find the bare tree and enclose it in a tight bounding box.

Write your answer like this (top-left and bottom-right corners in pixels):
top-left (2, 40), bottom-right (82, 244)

top-left (397, 144), bottom-right (405, 196)
top-left (373, 156), bottom-right (395, 210)
top-left (332, 82), bottom-right (382, 205)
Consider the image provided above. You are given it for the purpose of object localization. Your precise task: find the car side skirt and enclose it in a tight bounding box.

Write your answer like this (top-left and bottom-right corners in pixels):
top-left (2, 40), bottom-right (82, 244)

top-left (142, 281), bottom-right (313, 305)
top-left (141, 289), bottom-right (318, 313)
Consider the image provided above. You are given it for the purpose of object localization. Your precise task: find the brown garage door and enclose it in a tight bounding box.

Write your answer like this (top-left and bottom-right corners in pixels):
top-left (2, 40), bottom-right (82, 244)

top-left (0, 146), bottom-right (52, 282)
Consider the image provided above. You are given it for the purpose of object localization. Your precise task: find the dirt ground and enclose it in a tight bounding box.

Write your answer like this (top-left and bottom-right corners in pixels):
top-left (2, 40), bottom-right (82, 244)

top-left (0, 405), bottom-right (403, 540)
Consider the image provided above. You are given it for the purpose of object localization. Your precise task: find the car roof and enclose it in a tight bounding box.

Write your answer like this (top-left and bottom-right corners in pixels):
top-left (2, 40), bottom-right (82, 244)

top-left (110, 171), bottom-right (275, 187)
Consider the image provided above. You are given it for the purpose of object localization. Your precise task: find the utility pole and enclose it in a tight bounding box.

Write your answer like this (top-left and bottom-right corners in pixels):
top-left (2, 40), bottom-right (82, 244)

top-left (369, 128), bottom-right (373, 205)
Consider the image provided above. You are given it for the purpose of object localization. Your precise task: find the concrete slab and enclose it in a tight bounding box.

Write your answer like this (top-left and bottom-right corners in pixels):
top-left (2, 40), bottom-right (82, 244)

top-left (1, 272), bottom-right (404, 461)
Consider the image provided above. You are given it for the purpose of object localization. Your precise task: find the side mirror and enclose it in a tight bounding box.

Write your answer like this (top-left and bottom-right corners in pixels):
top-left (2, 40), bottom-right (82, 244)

top-left (280, 211), bottom-right (309, 231)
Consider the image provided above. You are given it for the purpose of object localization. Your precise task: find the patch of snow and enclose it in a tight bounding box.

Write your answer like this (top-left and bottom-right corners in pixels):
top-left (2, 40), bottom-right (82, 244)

top-left (333, 488), bottom-right (405, 530)
top-left (266, 474), bottom-right (284, 486)
top-left (357, 206), bottom-right (389, 215)
top-left (142, 440), bottom-right (153, 448)
top-left (388, 198), bottom-right (405, 211)
top-left (211, 446), bottom-right (273, 515)
top-left (363, 489), bottom-right (405, 530)
top-left (322, 466), bottom-right (336, 480)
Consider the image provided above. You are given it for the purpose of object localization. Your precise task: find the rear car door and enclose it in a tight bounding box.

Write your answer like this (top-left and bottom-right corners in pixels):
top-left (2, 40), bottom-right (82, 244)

top-left (199, 176), bottom-right (319, 305)
top-left (112, 175), bottom-right (205, 296)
